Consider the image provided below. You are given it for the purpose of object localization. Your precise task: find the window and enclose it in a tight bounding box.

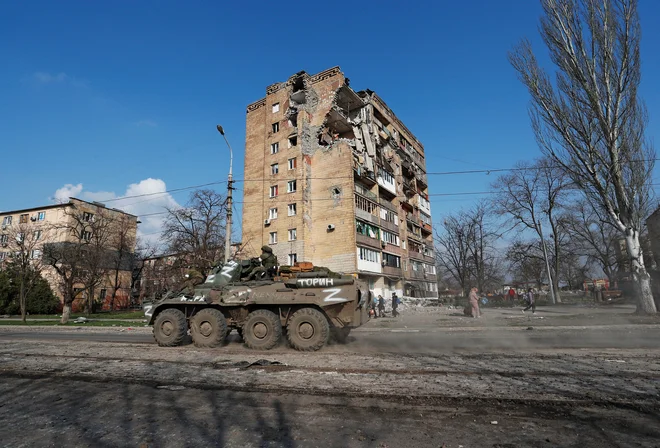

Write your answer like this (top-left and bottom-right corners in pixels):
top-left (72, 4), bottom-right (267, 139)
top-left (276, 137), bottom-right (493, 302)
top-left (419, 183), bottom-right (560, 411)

top-left (33, 230), bottom-right (42, 241)
top-left (380, 170), bottom-right (395, 184)
top-left (19, 214), bottom-right (28, 224)
top-left (30, 249), bottom-right (42, 259)
top-left (288, 253), bottom-right (297, 265)
top-left (402, 240), bottom-right (407, 250)
top-left (420, 212), bottom-right (431, 226)
top-left (403, 259), bottom-right (408, 271)
top-left (288, 228), bottom-right (297, 241)
top-left (272, 122), bottom-right (279, 133)
top-left (269, 208), bottom-right (278, 220)
top-left (272, 103), bottom-right (280, 113)
top-left (358, 247), bottom-right (379, 263)
top-left (83, 212), bottom-right (94, 222)
top-left (411, 260), bottom-right (421, 272)
top-left (270, 142), bottom-right (279, 154)
top-left (287, 203), bottom-right (297, 216)
top-left (271, 163), bottom-right (279, 175)
top-left (269, 232), bottom-right (278, 244)
top-left (288, 136), bottom-right (297, 148)
top-left (423, 264), bottom-right (436, 275)
top-left (269, 185), bottom-right (278, 198)
top-left (382, 252), bottom-right (401, 268)
top-left (380, 208), bottom-right (399, 225)
top-left (0, 252), bottom-right (5, 261)
top-left (82, 231), bottom-right (92, 241)
top-left (38, 212), bottom-right (45, 221)
top-left (287, 180), bottom-right (297, 193)
top-left (99, 288), bottom-right (107, 300)
top-left (2, 216), bottom-right (12, 226)
top-left (381, 230), bottom-right (400, 246)
top-left (288, 158), bottom-right (297, 170)
top-left (355, 195), bottom-right (378, 214)
top-left (0, 234), bottom-right (8, 244)
top-left (17, 233), bottom-right (24, 243)
top-left (356, 220), bottom-right (380, 239)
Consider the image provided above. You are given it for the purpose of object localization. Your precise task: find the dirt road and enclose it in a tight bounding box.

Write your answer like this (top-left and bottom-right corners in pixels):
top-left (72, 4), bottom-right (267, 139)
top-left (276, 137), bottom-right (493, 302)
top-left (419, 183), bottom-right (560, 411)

top-left (1, 306), bottom-right (659, 447)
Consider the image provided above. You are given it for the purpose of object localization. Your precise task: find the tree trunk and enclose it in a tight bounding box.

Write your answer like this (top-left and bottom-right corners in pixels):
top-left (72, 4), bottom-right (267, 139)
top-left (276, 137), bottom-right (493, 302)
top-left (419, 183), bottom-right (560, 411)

top-left (61, 301), bottom-right (72, 324)
top-left (87, 286), bottom-right (95, 316)
top-left (626, 231), bottom-right (657, 314)
top-left (552, 275), bottom-right (561, 304)
top-left (19, 281), bottom-right (27, 323)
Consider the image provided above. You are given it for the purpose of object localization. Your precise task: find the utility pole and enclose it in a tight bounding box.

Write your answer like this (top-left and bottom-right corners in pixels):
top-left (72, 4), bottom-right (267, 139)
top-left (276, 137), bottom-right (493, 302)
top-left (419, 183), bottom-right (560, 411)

top-left (537, 220), bottom-right (556, 304)
top-left (216, 125), bottom-right (234, 263)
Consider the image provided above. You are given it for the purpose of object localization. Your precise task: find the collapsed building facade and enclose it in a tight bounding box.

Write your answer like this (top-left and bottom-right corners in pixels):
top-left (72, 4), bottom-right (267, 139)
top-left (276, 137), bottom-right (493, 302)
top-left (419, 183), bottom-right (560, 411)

top-left (241, 67), bottom-right (437, 298)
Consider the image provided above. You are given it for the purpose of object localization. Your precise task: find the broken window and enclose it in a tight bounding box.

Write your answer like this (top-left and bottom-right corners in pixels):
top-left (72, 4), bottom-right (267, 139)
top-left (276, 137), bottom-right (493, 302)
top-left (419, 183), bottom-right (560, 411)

top-left (272, 122), bottom-right (279, 133)
top-left (269, 232), bottom-right (278, 244)
top-left (382, 252), bottom-right (401, 268)
top-left (354, 195), bottom-right (378, 215)
top-left (19, 214), bottom-right (28, 224)
top-left (287, 203), bottom-right (297, 216)
top-left (288, 228), bottom-right (297, 241)
top-left (356, 220), bottom-right (380, 239)
top-left (270, 142), bottom-right (279, 154)
top-left (269, 208), bottom-right (278, 220)
top-left (272, 103), bottom-right (280, 113)
top-left (287, 180), bottom-right (297, 193)
top-left (288, 158), bottom-right (296, 170)
top-left (269, 185), bottom-right (278, 198)
top-left (288, 136), bottom-right (297, 148)
top-left (271, 163), bottom-right (279, 175)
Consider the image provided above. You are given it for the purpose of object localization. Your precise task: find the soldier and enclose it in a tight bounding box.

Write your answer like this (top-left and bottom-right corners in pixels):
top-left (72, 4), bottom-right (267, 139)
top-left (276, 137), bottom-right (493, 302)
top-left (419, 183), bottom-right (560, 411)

top-left (183, 268), bottom-right (205, 295)
top-left (260, 245), bottom-right (278, 278)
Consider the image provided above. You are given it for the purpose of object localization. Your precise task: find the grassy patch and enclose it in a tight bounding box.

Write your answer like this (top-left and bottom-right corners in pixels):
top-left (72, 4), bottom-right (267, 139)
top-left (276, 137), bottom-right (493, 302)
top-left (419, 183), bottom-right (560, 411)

top-left (0, 320), bottom-right (145, 327)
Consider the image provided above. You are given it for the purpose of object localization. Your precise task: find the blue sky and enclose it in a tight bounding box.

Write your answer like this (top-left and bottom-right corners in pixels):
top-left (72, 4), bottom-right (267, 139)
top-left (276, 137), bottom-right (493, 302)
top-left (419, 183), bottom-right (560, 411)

top-left (1, 0), bottom-right (659, 241)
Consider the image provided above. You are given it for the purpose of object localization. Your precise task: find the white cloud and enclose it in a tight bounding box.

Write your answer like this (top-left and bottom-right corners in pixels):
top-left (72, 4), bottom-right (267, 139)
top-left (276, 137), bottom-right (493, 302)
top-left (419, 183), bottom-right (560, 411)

top-left (25, 71), bottom-right (88, 88)
top-left (135, 119), bottom-right (158, 128)
top-left (33, 72), bottom-right (69, 84)
top-left (52, 178), bottom-right (180, 247)
top-left (53, 183), bottom-right (83, 203)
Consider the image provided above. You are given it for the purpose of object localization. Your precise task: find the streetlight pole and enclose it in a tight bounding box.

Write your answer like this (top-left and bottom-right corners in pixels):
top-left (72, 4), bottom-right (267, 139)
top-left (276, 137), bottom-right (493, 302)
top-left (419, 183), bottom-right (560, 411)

top-left (216, 125), bottom-right (233, 263)
top-left (537, 220), bottom-right (556, 305)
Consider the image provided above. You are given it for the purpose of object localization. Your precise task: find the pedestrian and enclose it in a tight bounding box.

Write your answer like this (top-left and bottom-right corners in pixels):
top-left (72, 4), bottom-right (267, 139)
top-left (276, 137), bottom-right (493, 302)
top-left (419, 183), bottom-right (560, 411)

top-left (469, 287), bottom-right (480, 318)
top-left (508, 287), bottom-right (516, 302)
top-left (391, 293), bottom-right (400, 317)
top-left (377, 294), bottom-right (385, 317)
top-left (371, 293), bottom-right (378, 318)
top-left (522, 288), bottom-right (535, 314)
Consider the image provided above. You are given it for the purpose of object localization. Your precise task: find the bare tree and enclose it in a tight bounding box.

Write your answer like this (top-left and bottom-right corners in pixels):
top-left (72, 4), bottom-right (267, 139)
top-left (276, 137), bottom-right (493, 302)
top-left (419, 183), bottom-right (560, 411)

top-left (435, 205), bottom-right (502, 295)
top-left (563, 200), bottom-right (621, 283)
top-left (162, 189), bottom-right (227, 277)
top-left (493, 157), bottom-right (570, 302)
top-left (129, 238), bottom-right (158, 307)
top-left (507, 240), bottom-right (548, 289)
top-left (108, 215), bottom-right (137, 310)
top-left (509, 0), bottom-right (656, 313)
top-left (2, 221), bottom-right (47, 322)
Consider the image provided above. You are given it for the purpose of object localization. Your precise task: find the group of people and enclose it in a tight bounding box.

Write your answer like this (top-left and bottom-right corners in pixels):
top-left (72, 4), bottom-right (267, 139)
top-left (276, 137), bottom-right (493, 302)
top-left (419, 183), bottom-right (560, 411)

top-left (370, 292), bottom-right (401, 318)
top-left (467, 287), bottom-right (536, 318)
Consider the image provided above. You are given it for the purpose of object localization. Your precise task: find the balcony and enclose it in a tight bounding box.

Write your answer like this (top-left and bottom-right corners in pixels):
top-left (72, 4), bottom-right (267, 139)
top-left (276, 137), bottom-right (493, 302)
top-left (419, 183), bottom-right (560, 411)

top-left (354, 166), bottom-right (376, 186)
top-left (379, 196), bottom-right (396, 211)
top-left (356, 233), bottom-right (382, 250)
top-left (422, 253), bottom-right (435, 264)
top-left (405, 269), bottom-right (426, 280)
top-left (355, 207), bottom-right (380, 225)
top-left (408, 250), bottom-right (426, 262)
top-left (421, 222), bottom-right (432, 235)
top-left (382, 265), bottom-right (402, 277)
top-left (380, 219), bottom-right (399, 233)
top-left (406, 212), bottom-right (421, 227)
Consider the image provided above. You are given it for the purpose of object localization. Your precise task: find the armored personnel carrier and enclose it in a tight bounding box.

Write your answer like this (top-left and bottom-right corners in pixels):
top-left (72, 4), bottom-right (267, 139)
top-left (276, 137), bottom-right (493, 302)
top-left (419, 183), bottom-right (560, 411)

top-left (143, 260), bottom-right (370, 351)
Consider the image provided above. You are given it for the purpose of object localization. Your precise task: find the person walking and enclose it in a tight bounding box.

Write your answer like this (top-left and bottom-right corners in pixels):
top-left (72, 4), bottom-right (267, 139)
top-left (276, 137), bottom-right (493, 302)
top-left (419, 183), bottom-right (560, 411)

top-left (391, 293), bottom-right (400, 317)
top-left (522, 288), bottom-right (536, 314)
top-left (377, 295), bottom-right (386, 317)
top-left (469, 287), bottom-right (481, 318)
top-left (371, 293), bottom-right (378, 318)
top-left (508, 287), bottom-right (516, 302)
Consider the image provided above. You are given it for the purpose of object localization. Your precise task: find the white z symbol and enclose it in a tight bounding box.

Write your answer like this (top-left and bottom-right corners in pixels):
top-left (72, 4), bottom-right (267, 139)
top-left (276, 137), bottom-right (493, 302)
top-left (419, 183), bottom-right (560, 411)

top-left (323, 288), bottom-right (348, 303)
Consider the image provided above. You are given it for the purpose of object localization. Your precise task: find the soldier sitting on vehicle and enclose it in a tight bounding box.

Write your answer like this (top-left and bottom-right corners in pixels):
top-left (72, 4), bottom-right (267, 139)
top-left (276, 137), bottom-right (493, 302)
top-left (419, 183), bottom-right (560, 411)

top-left (259, 245), bottom-right (278, 278)
top-left (182, 268), bottom-right (205, 295)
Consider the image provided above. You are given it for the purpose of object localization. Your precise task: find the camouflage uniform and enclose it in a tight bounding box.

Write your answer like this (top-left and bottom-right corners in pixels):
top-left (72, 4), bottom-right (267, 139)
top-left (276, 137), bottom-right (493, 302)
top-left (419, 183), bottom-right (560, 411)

top-left (260, 245), bottom-right (278, 278)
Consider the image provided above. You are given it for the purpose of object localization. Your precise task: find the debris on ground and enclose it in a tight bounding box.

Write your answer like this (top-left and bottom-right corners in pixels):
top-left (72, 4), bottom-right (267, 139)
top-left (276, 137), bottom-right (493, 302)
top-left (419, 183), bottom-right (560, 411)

top-left (234, 359), bottom-right (285, 369)
top-left (156, 385), bottom-right (186, 391)
top-left (74, 317), bottom-right (88, 323)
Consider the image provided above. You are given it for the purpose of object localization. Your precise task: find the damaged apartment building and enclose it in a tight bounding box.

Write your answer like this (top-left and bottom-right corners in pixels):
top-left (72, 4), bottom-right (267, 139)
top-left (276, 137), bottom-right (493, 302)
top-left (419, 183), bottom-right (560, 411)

top-left (241, 67), bottom-right (437, 298)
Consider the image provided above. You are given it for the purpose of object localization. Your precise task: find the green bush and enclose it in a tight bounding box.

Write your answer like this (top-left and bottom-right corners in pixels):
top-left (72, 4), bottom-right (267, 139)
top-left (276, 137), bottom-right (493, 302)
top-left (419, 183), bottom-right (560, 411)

top-left (0, 267), bottom-right (59, 315)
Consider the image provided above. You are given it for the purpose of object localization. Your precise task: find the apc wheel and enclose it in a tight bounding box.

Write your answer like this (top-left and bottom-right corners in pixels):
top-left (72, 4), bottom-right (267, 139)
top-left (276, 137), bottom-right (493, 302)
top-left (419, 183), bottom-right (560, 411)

top-left (153, 308), bottom-right (187, 347)
top-left (190, 308), bottom-right (228, 348)
top-left (331, 327), bottom-right (351, 344)
top-left (243, 309), bottom-right (282, 350)
top-left (287, 308), bottom-right (329, 351)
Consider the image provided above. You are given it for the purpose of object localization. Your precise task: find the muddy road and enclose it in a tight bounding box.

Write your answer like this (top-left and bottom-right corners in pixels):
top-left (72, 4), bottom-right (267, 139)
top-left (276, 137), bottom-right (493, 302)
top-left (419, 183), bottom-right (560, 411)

top-left (1, 307), bottom-right (659, 447)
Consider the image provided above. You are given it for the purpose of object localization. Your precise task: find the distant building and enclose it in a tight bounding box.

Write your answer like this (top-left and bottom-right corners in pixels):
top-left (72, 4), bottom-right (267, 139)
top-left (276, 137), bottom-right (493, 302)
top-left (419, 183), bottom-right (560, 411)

top-left (0, 198), bottom-right (138, 310)
top-left (241, 67), bottom-right (437, 299)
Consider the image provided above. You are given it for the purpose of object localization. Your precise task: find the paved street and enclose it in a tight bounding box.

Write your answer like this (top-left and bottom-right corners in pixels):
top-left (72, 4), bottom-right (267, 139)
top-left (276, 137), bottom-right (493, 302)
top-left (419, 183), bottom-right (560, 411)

top-left (1, 305), bottom-right (659, 447)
